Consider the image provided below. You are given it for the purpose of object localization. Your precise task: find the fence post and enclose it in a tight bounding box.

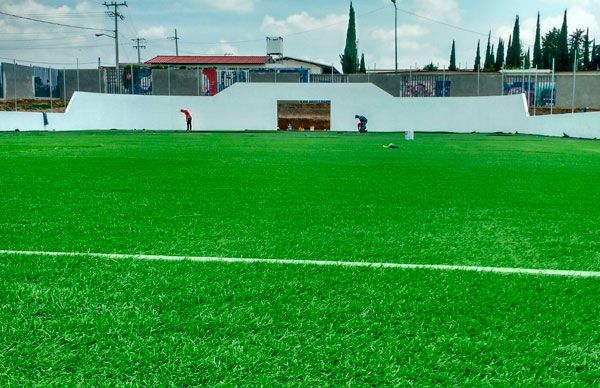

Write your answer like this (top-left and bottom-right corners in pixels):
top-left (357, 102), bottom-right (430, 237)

top-left (197, 65), bottom-right (200, 96)
top-left (442, 66), bottom-right (446, 97)
top-left (13, 60), bottom-right (17, 112)
top-left (168, 66), bottom-right (171, 96)
top-left (76, 58), bottom-right (80, 92)
top-left (572, 55), bottom-right (577, 113)
top-left (98, 58), bottom-right (101, 93)
top-left (49, 66), bottom-right (53, 111)
top-left (534, 67), bottom-right (538, 116)
top-left (131, 63), bottom-right (134, 95)
top-left (477, 66), bottom-right (480, 96)
top-left (527, 69), bottom-right (532, 108)
top-left (551, 58), bottom-right (555, 115)
top-left (63, 67), bottom-right (67, 105)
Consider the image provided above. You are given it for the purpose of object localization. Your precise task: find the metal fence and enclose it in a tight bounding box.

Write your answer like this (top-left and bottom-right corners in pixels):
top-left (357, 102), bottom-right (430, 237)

top-left (0, 63), bottom-right (3, 99)
top-left (399, 74), bottom-right (451, 97)
top-left (33, 66), bottom-right (60, 98)
top-left (104, 66), bottom-right (153, 95)
top-left (503, 74), bottom-right (555, 107)
top-left (311, 74), bottom-right (348, 83)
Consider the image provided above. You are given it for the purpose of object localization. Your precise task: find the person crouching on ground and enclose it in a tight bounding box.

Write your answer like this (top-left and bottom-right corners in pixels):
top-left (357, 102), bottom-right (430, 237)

top-left (181, 109), bottom-right (192, 131)
top-left (355, 115), bottom-right (368, 133)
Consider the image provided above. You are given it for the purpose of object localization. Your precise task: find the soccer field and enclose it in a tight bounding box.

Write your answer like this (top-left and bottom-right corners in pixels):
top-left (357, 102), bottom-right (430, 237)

top-left (1, 131), bottom-right (599, 385)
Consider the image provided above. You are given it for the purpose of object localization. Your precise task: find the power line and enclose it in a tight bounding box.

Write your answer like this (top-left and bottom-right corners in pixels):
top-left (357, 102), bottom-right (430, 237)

top-left (0, 10), bottom-right (112, 32)
top-left (132, 37), bottom-right (147, 63)
top-left (0, 55), bottom-right (99, 66)
top-left (168, 29), bottom-right (180, 56)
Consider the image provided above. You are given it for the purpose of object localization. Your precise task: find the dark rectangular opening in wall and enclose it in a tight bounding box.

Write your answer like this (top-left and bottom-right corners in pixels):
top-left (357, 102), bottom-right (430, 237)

top-left (277, 100), bottom-right (331, 131)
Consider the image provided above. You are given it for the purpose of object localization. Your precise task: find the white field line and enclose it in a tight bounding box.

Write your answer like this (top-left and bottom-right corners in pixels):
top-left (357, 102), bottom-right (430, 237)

top-left (1, 250), bottom-right (600, 279)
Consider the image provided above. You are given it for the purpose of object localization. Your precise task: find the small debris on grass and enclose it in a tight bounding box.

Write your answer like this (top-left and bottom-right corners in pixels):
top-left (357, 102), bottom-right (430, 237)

top-left (383, 143), bottom-right (399, 149)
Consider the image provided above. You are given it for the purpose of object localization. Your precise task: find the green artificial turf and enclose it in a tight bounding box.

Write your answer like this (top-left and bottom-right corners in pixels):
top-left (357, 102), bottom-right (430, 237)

top-left (1, 132), bottom-right (599, 385)
top-left (0, 254), bottom-right (598, 386)
top-left (1, 131), bottom-right (599, 270)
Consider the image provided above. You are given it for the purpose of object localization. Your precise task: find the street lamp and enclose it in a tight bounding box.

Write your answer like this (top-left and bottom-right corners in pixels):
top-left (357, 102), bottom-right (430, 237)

top-left (95, 32), bottom-right (119, 92)
top-left (391, 0), bottom-right (398, 73)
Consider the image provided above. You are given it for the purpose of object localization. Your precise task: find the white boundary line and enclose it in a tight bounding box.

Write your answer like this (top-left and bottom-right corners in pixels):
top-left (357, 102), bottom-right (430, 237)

top-left (1, 250), bottom-right (599, 279)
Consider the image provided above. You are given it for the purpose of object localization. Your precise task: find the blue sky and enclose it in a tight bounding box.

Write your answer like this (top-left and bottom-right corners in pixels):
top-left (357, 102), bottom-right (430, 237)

top-left (1, 0), bottom-right (599, 69)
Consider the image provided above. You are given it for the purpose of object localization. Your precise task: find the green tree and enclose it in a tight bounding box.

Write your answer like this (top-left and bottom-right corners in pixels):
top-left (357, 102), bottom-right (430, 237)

top-left (583, 28), bottom-right (591, 70)
top-left (524, 47), bottom-right (531, 69)
top-left (423, 62), bottom-right (438, 71)
top-left (474, 40), bottom-right (481, 71)
top-left (557, 10), bottom-right (570, 71)
top-left (483, 31), bottom-right (495, 71)
top-left (340, 2), bottom-right (359, 74)
top-left (542, 28), bottom-right (561, 69)
top-left (570, 29), bottom-right (586, 70)
top-left (495, 38), bottom-right (505, 70)
top-left (506, 35), bottom-right (513, 67)
top-left (590, 40), bottom-right (600, 70)
top-left (359, 53), bottom-right (366, 73)
top-left (507, 16), bottom-right (521, 68)
top-left (489, 44), bottom-right (496, 71)
top-left (533, 12), bottom-right (543, 68)
top-left (449, 40), bottom-right (457, 71)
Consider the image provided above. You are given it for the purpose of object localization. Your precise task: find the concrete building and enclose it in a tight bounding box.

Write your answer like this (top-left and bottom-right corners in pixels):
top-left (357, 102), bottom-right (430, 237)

top-left (274, 57), bottom-right (340, 75)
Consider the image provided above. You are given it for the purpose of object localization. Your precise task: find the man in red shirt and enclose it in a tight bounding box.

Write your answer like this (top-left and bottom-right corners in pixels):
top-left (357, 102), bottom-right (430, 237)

top-left (180, 109), bottom-right (192, 131)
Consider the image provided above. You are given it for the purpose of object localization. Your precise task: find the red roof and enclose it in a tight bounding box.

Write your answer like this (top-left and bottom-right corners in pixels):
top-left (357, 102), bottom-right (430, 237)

top-left (145, 55), bottom-right (270, 65)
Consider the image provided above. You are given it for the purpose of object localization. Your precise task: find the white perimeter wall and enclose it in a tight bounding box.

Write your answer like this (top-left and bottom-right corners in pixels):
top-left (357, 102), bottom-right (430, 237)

top-left (0, 83), bottom-right (599, 138)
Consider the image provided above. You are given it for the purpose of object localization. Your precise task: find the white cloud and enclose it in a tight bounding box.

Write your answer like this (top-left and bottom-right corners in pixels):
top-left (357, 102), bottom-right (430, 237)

top-left (138, 26), bottom-right (168, 40)
top-left (261, 12), bottom-right (348, 36)
top-left (186, 0), bottom-right (257, 13)
top-left (413, 0), bottom-right (461, 24)
top-left (206, 40), bottom-right (239, 55)
top-left (496, 7), bottom-right (599, 48)
top-left (0, 0), bottom-right (114, 65)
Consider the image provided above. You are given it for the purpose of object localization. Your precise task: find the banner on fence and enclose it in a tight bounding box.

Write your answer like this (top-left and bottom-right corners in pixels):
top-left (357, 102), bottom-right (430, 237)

top-left (400, 75), bottom-right (451, 97)
top-left (33, 66), bottom-right (60, 98)
top-left (503, 75), bottom-right (555, 107)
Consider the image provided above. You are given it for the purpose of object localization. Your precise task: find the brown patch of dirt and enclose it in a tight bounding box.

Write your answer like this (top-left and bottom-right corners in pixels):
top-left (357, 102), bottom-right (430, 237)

top-left (529, 107), bottom-right (599, 115)
top-left (0, 99), bottom-right (66, 113)
top-left (278, 101), bottom-right (331, 131)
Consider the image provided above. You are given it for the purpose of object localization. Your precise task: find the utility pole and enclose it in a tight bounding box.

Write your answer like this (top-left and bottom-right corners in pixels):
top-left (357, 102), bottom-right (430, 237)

top-left (168, 28), bottom-right (180, 56)
top-left (132, 38), bottom-right (147, 64)
top-left (391, 0), bottom-right (398, 73)
top-left (103, 1), bottom-right (127, 91)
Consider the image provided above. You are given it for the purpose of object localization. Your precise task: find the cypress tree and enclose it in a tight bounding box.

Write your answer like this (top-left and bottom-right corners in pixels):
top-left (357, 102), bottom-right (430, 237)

top-left (533, 12), bottom-right (542, 68)
top-left (557, 10), bottom-right (570, 71)
top-left (474, 40), bottom-right (481, 71)
top-left (583, 28), bottom-right (590, 70)
top-left (524, 48), bottom-right (531, 69)
top-left (359, 53), bottom-right (366, 73)
top-left (340, 2), bottom-right (359, 74)
top-left (495, 38), bottom-right (505, 71)
top-left (506, 35), bottom-right (513, 67)
top-left (449, 40), bottom-right (457, 71)
top-left (510, 16), bottom-right (521, 68)
top-left (483, 32), bottom-right (492, 70)
top-left (489, 44), bottom-right (496, 71)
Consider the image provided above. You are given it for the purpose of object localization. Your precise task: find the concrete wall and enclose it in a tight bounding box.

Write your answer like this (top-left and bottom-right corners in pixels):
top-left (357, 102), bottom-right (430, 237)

top-left (5, 61), bottom-right (600, 111)
top-left (62, 69), bottom-right (102, 101)
top-left (152, 69), bottom-right (200, 96)
top-left (1, 62), bottom-right (34, 100)
top-left (0, 82), bottom-right (599, 138)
